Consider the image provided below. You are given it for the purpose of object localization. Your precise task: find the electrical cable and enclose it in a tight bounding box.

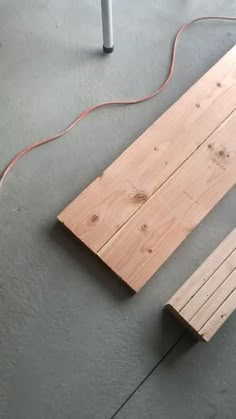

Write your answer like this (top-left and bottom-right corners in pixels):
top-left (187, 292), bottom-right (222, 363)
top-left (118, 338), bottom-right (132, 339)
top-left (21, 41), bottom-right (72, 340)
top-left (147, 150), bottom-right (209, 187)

top-left (1, 16), bottom-right (236, 190)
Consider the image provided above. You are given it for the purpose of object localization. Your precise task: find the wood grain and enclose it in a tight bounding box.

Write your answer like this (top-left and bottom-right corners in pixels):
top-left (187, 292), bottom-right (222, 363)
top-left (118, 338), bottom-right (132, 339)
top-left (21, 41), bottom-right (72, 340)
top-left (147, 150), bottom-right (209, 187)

top-left (180, 249), bottom-right (236, 321)
top-left (99, 110), bottom-right (236, 291)
top-left (58, 46), bottom-right (236, 253)
top-left (189, 268), bottom-right (236, 332)
top-left (167, 228), bottom-right (236, 311)
top-left (166, 230), bottom-right (236, 341)
top-left (199, 289), bottom-right (236, 342)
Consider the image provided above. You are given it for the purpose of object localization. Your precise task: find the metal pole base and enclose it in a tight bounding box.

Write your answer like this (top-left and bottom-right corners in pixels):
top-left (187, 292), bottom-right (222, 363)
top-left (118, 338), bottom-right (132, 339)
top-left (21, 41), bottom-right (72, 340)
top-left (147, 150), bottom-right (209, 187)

top-left (101, 0), bottom-right (114, 53)
top-left (103, 45), bottom-right (114, 53)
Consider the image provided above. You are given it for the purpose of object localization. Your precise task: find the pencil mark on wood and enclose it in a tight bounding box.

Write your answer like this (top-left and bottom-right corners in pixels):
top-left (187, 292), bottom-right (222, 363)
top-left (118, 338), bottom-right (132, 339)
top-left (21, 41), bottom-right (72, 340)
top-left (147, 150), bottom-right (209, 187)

top-left (183, 191), bottom-right (199, 205)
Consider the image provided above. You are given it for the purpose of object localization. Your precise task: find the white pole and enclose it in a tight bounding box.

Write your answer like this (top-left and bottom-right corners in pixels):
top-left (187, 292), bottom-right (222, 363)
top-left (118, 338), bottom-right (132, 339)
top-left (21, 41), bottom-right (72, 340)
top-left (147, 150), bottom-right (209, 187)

top-left (101, 0), bottom-right (114, 53)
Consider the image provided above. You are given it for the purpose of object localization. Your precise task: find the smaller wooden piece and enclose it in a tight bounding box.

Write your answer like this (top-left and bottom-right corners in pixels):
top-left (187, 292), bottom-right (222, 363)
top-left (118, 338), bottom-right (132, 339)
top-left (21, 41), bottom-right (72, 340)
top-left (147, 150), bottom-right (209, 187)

top-left (166, 229), bottom-right (236, 342)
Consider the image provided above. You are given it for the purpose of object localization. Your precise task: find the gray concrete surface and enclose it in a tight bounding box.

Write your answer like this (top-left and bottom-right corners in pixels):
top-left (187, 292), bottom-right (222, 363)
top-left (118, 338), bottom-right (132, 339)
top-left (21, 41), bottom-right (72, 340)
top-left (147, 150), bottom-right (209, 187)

top-left (116, 329), bottom-right (236, 419)
top-left (0, 1), bottom-right (235, 418)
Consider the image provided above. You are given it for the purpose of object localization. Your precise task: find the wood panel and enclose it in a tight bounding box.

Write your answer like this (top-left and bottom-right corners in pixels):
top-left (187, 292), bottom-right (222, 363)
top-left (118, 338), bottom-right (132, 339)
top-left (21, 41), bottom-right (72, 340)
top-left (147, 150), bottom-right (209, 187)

top-left (199, 290), bottom-right (236, 342)
top-left (99, 111), bottom-right (236, 291)
top-left (180, 249), bottom-right (236, 321)
top-left (58, 46), bottom-right (236, 253)
top-left (190, 269), bottom-right (236, 332)
top-left (167, 228), bottom-right (236, 311)
top-left (166, 230), bottom-right (236, 341)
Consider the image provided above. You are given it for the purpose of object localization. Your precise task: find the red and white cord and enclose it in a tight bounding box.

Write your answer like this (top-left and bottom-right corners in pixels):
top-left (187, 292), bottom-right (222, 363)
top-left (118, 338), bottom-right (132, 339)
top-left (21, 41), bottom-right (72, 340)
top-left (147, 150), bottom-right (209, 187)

top-left (1, 16), bottom-right (236, 189)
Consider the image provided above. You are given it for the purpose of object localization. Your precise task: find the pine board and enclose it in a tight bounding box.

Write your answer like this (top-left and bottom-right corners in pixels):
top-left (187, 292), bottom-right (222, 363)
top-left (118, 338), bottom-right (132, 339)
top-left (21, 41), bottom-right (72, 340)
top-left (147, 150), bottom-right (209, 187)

top-left (181, 249), bottom-right (236, 321)
top-left (167, 228), bottom-right (236, 311)
top-left (58, 46), bottom-right (236, 292)
top-left (99, 111), bottom-right (236, 290)
top-left (190, 269), bottom-right (236, 332)
top-left (166, 229), bottom-right (236, 341)
top-left (58, 46), bottom-right (236, 253)
top-left (199, 289), bottom-right (236, 342)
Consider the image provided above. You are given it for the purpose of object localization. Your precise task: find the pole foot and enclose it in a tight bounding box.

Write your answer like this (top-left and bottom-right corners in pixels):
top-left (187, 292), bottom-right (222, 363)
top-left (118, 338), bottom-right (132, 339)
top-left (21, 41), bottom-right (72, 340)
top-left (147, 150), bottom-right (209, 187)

top-left (103, 45), bottom-right (114, 53)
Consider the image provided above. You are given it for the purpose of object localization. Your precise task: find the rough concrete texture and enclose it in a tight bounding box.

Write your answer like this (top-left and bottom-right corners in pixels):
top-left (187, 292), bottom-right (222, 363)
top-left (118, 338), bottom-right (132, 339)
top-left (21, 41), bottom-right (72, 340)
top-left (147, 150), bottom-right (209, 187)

top-left (116, 330), bottom-right (236, 419)
top-left (0, 1), bottom-right (236, 418)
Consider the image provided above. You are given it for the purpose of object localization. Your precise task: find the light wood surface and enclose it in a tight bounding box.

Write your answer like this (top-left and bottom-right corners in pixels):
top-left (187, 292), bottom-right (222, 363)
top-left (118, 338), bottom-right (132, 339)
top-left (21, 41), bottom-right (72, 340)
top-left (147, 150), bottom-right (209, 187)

top-left (180, 249), bottom-right (236, 321)
top-left (190, 269), bottom-right (236, 332)
top-left (58, 46), bottom-right (236, 253)
top-left (167, 228), bottom-right (236, 311)
top-left (199, 290), bottom-right (236, 342)
top-left (99, 111), bottom-right (236, 291)
top-left (166, 230), bottom-right (236, 341)
top-left (58, 47), bottom-right (236, 292)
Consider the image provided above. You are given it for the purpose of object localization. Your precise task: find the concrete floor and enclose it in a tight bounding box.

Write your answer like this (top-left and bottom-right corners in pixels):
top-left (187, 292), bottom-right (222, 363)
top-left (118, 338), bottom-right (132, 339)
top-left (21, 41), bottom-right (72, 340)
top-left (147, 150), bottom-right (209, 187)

top-left (0, 1), bottom-right (236, 418)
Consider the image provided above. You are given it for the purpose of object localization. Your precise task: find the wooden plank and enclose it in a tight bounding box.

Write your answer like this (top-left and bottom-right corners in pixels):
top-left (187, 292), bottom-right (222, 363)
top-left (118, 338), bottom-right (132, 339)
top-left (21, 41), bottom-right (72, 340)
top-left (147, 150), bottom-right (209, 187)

top-left (190, 268), bottom-right (236, 332)
top-left (166, 230), bottom-right (236, 341)
top-left (58, 46), bottom-right (236, 253)
top-left (199, 290), bottom-right (236, 342)
top-left (167, 228), bottom-right (236, 312)
top-left (180, 249), bottom-right (236, 321)
top-left (98, 110), bottom-right (236, 291)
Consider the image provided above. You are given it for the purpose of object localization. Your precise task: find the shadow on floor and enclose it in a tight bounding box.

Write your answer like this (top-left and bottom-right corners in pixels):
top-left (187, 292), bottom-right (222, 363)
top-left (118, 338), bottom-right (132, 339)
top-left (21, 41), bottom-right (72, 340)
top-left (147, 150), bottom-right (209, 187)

top-left (50, 221), bottom-right (134, 301)
top-left (50, 223), bottom-right (197, 369)
top-left (154, 309), bottom-right (198, 364)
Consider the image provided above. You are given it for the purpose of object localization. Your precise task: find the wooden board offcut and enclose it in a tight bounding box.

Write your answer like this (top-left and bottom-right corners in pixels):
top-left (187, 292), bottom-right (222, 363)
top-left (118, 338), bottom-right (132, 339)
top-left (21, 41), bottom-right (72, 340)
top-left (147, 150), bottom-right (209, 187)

top-left (166, 229), bottom-right (236, 341)
top-left (58, 46), bottom-right (236, 292)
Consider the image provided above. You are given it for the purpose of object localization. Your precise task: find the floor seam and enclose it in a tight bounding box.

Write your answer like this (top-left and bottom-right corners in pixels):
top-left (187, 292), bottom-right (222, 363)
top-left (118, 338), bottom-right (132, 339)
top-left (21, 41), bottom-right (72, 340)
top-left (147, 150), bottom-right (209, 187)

top-left (110, 332), bottom-right (186, 419)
